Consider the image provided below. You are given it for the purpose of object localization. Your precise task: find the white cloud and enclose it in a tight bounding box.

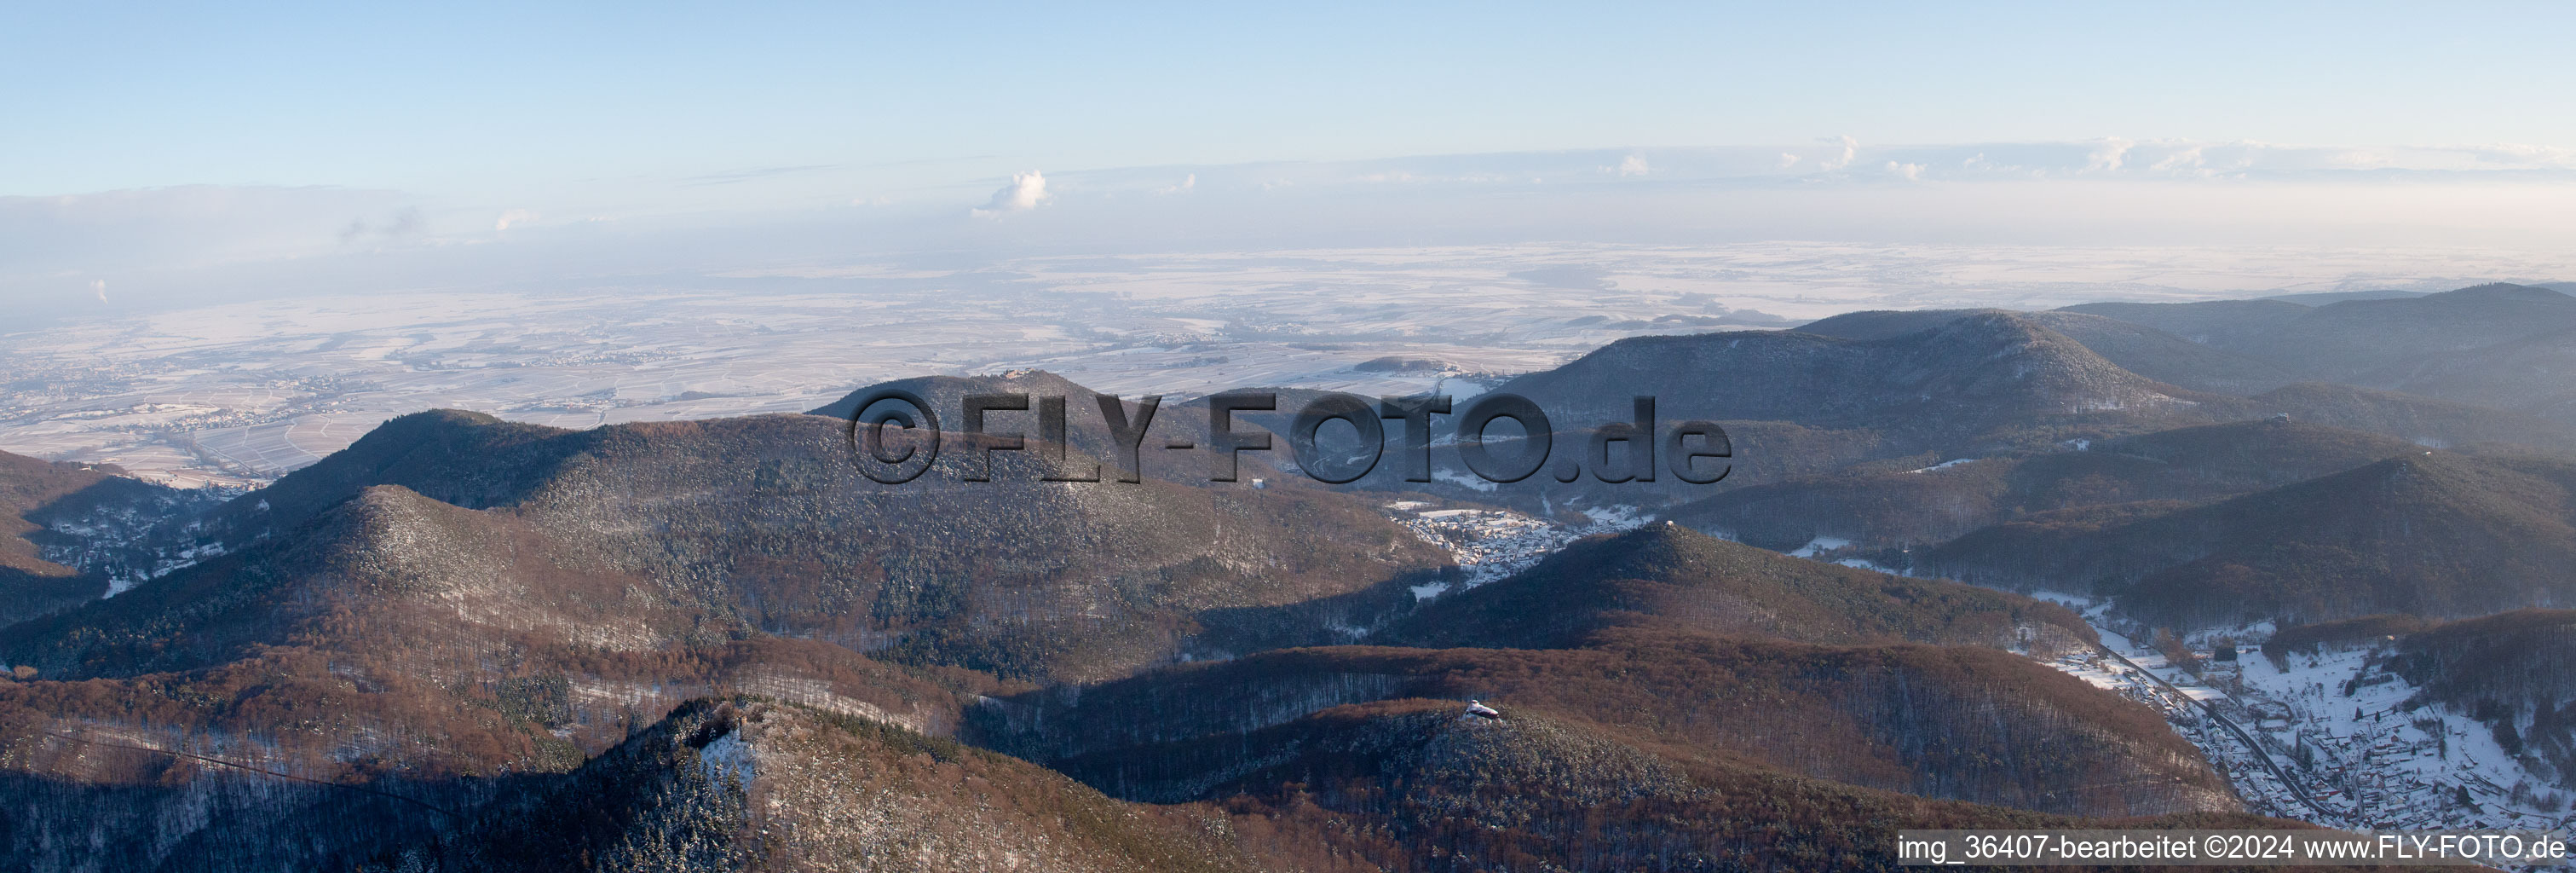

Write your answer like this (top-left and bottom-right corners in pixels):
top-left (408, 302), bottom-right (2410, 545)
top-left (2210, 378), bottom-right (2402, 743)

top-left (2458, 142), bottom-right (2576, 167)
top-left (1616, 154), bottom-right (1651, 176)
top-left (0, 184), bottom-right (418, 316)
top-left (1960, 153), bottom-right (2016, 173)
top-left (1778, 153), bottom-right (1801, 170)
top-left (1155, 173), bottom-right (1196, 194)
top-left (342, 206), bottom-right (427, 245)
top-left (2083, 138), bottom-right (2135, 172)
top-left (972, 171), bottom-right (1051, 216)
top-left (2149, 146), bottom-right (2208, 176)
top-left (89, 279), bottom-right (107, 304)
top-left (1885, 161), bottom-right (1925, 181)
top-left (1819, 135), bottom-right (1858, 171)
top-left (494, 209), bottom-right (539, 231)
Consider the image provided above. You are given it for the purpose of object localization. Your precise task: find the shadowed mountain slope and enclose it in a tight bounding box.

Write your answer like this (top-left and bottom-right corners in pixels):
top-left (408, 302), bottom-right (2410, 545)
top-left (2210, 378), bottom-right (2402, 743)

top-left (1145, 698), bottom-right (2337, 873)
top-left (2246, 382), bottom-right (2576, 452)
top-left (1667, 419), bottom-right (2423, 552)
top-left (983, 627), bottom-right (2228, 819)
top-left (2247, 284), bottom-right (2576, 382)
top-left (2065, 284), bottom-right (2576, 427)
top-left (1928, 451), bottom-right (2576, 629)
top-left (0, 450), bottom-right (215, 628)
top-left (2369, 324), bottom-right (2576, 426)
top-left (1376, 524), bottom-right (2089, 650)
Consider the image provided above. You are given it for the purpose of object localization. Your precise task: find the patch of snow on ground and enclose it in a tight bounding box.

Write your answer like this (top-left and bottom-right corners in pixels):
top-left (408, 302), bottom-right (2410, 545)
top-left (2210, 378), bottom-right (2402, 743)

top-left (698, 729), bottom-right (755, 789)
top-left (1428, 468), bottom-right (1498, 492)
top-left (1386, 502), bottom-right (1653, 601)
top-left (1580, 505), bottom-right (1655, 529)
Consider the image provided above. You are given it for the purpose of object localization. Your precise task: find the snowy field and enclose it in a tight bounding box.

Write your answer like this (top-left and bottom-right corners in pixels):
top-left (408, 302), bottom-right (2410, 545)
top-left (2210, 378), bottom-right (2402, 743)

top-left (1384, 500), bottom-right (1653, 600)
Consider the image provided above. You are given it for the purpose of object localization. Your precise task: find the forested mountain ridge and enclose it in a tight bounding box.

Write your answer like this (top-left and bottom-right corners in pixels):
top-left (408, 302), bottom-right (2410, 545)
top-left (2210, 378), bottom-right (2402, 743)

top-left (1667, 419), bottom-right (2422, 552)
top-left (2062, 283), bottom-right (2576, 429)
top-left (1926, 450), bottom-right (2576, 629)
top-left (1377, 524), bottom-right (2090, 650)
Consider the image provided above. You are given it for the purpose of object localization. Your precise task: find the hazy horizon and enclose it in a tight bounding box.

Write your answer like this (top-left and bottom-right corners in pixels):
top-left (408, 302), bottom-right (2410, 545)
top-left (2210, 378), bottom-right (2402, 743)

top-left (12, 3), bottom-right (2576, 318)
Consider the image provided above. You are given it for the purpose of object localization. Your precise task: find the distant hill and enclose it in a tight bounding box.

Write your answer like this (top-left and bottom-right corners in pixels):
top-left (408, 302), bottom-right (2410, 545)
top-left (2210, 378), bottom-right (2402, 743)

top-left (1668, 419), bottom-right (2421, 552)
top-left (2366, 324), bottom-right (2576, 425)
top-left (2064, 284), bottom-right (2576, 427)
top-left (1793, 307), bottom-right (2010, 341)
top-left (1928, 451), bottom-right (2576, 630)
top-left (1798, 308), bottom-right (2300, 396)
top-left (1507, 311), bottom-right (2191, 432)
top-left (2249, 284), bottom-right (2576, 382)
top-left (1495, 313), bottom-right (2210, 480)
top-left (2054, 298), bottom-right (2314, 349)
top-left (2248, 382), bottom-right (2576, 452)
top-left (2257, 289), bottom-right (2430, 305)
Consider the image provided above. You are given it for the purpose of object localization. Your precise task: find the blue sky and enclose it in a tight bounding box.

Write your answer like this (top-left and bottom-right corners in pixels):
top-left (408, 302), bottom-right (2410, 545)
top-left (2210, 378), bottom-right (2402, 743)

top-left (10, 2), bottom-right (2574, 196)
top-left (9, 3), bottom-right (2576, 317)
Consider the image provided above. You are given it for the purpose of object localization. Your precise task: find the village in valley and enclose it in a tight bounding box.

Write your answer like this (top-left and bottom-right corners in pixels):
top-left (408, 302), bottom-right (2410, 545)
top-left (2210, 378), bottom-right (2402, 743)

top-left (2030, 594), bottom-right (2573, 838)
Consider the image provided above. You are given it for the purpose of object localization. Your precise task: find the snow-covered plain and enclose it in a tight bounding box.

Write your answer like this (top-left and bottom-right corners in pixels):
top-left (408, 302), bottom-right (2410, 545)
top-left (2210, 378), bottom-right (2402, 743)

top-left (9, 241), bottom-right (2544, 484)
